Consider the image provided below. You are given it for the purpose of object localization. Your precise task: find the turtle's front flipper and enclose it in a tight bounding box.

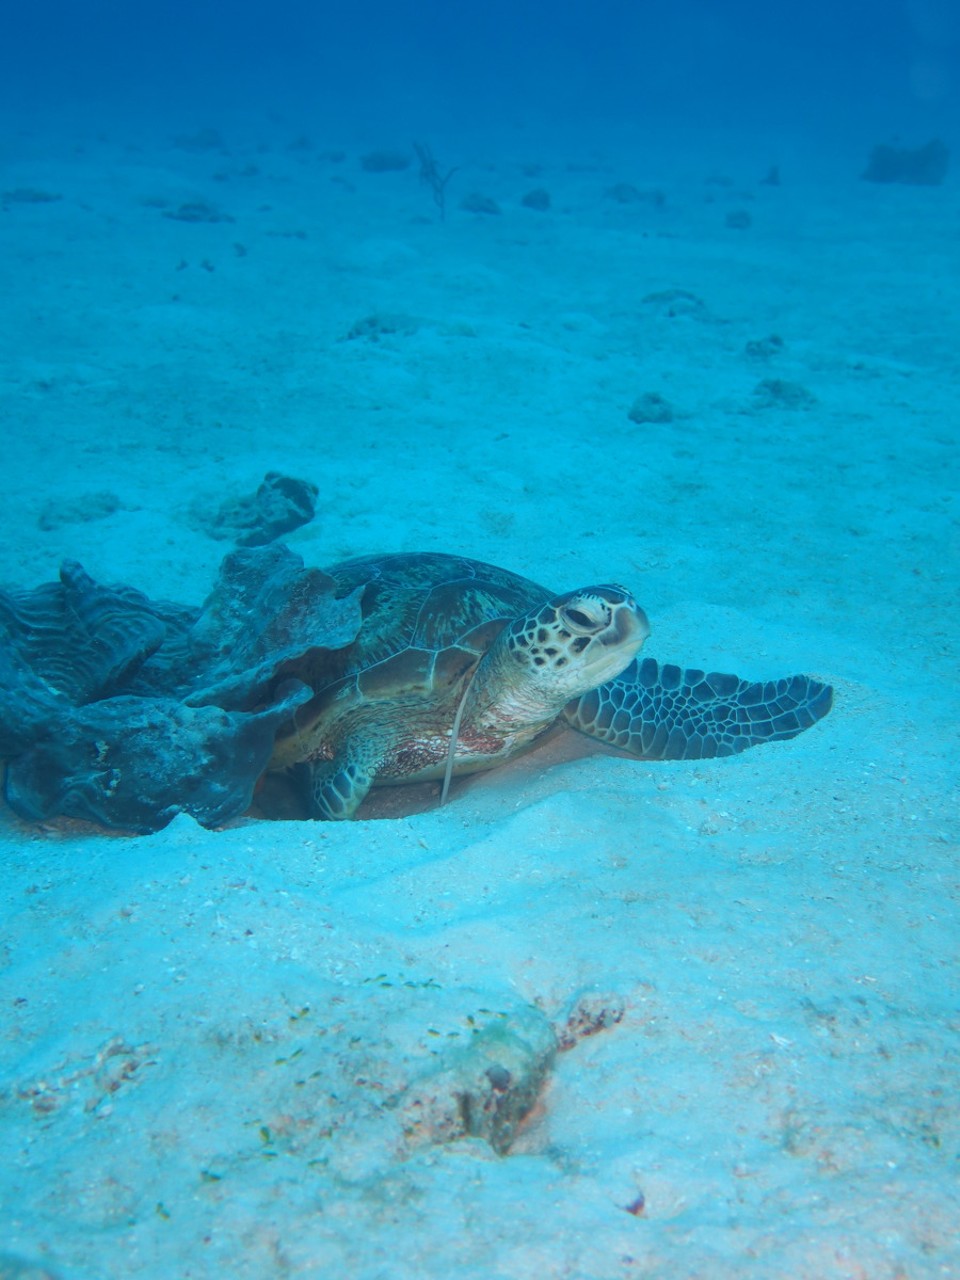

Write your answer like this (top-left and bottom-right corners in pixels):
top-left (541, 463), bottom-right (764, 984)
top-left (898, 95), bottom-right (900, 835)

top-left (564, 657), bottom-right (832, 761)
top-left (305, 742), bottom-right (378, 820)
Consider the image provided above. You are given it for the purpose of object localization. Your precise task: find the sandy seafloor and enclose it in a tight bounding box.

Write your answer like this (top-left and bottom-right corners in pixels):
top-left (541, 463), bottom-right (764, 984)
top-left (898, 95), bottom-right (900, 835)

top-left (0, 115), bottom-right (958, 1280)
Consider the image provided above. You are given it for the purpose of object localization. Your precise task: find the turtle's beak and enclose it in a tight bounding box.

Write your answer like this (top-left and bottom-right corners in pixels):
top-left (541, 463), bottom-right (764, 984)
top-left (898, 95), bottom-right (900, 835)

top-left (584, 585), bottom-right (649, 658)
top-left (605, 595), bottom-right (649, 651)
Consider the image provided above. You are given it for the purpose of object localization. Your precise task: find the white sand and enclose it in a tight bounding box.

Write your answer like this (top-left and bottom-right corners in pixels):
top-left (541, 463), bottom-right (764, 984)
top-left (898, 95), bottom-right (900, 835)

top-left (1, 117), bottom-right (957, 1279)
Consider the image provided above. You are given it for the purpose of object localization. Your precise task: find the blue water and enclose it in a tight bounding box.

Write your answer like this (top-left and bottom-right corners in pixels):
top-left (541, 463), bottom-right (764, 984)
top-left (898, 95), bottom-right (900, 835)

top-left (3, 0), bottom-right (956, 148)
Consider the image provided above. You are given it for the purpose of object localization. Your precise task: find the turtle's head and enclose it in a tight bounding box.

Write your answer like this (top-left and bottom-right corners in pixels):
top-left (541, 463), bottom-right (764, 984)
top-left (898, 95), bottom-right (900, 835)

top-left (509, 585), bottom-right (650, 696)
top-left (471, 585), bottom-right (649, 728)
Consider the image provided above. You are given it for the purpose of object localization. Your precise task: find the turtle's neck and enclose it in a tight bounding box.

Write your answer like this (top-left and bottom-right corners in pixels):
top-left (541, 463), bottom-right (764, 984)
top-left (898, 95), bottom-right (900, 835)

top-left (461, 627), bottom-right (569, 738)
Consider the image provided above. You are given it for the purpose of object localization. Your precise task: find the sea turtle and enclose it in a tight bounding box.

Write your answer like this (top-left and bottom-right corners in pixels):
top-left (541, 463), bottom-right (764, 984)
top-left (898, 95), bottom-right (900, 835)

top-left (267, 552), bottom-right (832, 820)
top-left (0, 546), bottom-right (832, 831)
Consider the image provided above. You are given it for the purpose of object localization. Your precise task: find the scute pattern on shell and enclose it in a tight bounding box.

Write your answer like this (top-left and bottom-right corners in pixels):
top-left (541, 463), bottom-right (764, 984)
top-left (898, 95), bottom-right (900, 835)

top-left (322, 552), bottom-right (549, 679)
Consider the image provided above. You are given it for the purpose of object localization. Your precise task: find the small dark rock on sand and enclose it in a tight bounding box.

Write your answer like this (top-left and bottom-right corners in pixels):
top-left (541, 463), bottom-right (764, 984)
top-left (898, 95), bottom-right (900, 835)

top-left (642, 288), bottom-right (707, 320)
top-left (345, 313), bottom-right (421, 341)
top-left (460, 192), bottom-right (502, 216)
top-left (605, 183), bottom-right (665, 207)
top-left (753, 378), bottom-right (816, 410)
top-left (744, 334), bottom-right (785, 361)
top-left (862, 138), bottom-right (949, 186)
top-left (628, 393), bottom-right (674, 425)
top-left (521, 187), bottom-right (551, 211)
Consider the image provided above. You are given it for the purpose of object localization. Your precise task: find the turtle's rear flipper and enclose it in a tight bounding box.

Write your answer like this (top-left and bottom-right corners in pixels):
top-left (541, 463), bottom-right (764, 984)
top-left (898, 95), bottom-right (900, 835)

top-left (564, 657), bottom-right (832, 761)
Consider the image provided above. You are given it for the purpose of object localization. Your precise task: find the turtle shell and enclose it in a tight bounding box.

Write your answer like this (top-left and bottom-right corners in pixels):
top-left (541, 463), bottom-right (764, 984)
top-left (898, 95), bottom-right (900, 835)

top-left (270, 553), bottom-right (551, 761)
top-left (328, 552), bottom-right (547, 672)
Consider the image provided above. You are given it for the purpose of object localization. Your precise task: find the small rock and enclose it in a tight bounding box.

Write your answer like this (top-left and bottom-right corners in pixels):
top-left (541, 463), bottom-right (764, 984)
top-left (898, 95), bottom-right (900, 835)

top-left (744, 334), bottom-right (785, 361)
top-left (628, 392), bottom-right (674, 425)
top-left (163, 201), bottom-right (234, 224)
top-left (605, 182), bottom-right (665, 207)
top-left (642, 288), bottom-right (707, 320)
top-left (521, 187), bottom-right (551, 211)
top-left (344, 312), bottom-right (420, 341)
top-left (753, 378), bottom-right (816, 410)
top-left (460, 192), bottom-right (501, 215)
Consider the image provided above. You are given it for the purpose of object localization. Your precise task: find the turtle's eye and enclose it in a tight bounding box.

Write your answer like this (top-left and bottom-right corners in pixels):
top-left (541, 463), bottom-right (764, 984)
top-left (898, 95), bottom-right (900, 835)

top-left (564, 607), bottom-right (593, 628)
top-left (560, 601), bottom-right (609, 633)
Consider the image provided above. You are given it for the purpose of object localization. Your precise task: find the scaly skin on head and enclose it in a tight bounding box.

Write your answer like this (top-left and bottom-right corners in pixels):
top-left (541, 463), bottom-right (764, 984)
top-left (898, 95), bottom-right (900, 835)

top-left (463, 584), bottom-right (650, 738)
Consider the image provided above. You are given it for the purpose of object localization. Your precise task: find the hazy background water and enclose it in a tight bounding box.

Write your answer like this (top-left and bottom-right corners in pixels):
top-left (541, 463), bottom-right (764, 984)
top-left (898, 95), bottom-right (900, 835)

top-left (3, 0), bottom-right (957, 156)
